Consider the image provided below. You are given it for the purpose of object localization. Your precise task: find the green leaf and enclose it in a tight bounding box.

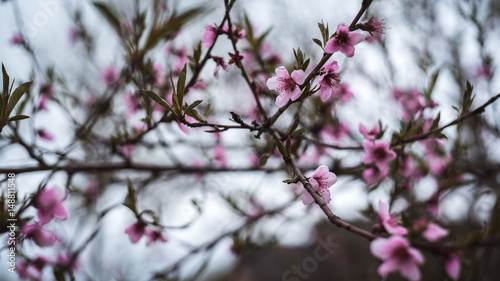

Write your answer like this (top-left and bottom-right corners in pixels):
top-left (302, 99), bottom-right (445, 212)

top-left (312, 38), bottom-right (323, 49)
top-left (285, 136), bottom-right (291, 155)
top-left (424, 69), bottom-right (440, 99)
top-left (434, 133), bottom-right (448, 139)
top-left (123, 179), bottom-right (138, 214)
top-left (259, 153), bottom-right (271, 167)
top-left (2, 63), bottom-right (9, 97)
top-left (291, 128), bottom-right (307, 136)
top-left (277, 141), bottom-right (288, 158)
top-left (142, 90), bottom-right (174, 112)
top-left (184, 100), bottom-right (203, 114)
top-left (7, 81), bottom-right (32, 116)
top-left (177, 64), bottom-right (187, 107)
top-left (93, 2), bottom-right (123, 35)
top-left (429, 112), bottom-right (441, 131)
top-left (185, 107), bottom-right (205, 122)
top-left (8, 115), bottom-right (30, 122)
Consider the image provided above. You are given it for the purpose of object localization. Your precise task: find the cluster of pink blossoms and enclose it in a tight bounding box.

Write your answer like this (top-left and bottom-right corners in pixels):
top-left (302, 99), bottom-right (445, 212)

top-left (202, 24), bottom-right (246, 49)
top-left (125, 220), bottom-right (167, 246)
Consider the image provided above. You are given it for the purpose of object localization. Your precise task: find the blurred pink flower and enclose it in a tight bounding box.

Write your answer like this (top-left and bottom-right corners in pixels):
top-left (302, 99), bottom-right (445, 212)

top-left (392, 89), bottom-right (428, 121)
top-left (362, 140), bottom-right (396, 170)
top-left (22, 223), bottom-right (57, 247)
top-left (266, 66), bottom-right (306, 108)
top-left (35, 187), bottom-right (67, 224)
top-left (68, 28), bottom-right (79, 44)
top-left (359, 18), bottom-right (385, 35)
top-left (370, 235), bottom-right (424, 281)
top-left (445, 251), bottom-right (461, 280)
top-left (325, 24), bottom-right (364, 57)
top-left (378, 200), bottom-right (408, 235)
top-left (152, 63), bottom-right (164, 86)
top-left (331, 83), bottom-right (354, 104)
top-left (202, 24), bottom-right (218, 49)
top-left (321, 122), bottom-right (351, 142)
top-left (10, 33), bottom-right (24, 45)
top-left (124, 93), bottom-right (142, 116)
top-left (422, 223), bottom-right (448, 242)
top-left (145, 229), bottom-right (168, 246)
top-left (57, 253), bottom-right (79, 275)
top-left (212, 56), bottom-right (229, 78)
top-left (101, 67), bottom-right (119, 86)
top-left (125, 221), bottom-right (147, 243)
top-left (302, 165), bottom-right (337, 205)
top-left (363, 165), bottom-right (388, 185)
top-left (359, 123), bottom-right (380, 141)
top-left (222, 24), bottom-right (246, 40)
top-left (18, 257), bottom-right (49, 280)
top-left (318, 60), bottom-right (341, 101)
top-left (214, 144), bottom-right (227, 168)
top-left (119, 144), bottom-right (134, 159)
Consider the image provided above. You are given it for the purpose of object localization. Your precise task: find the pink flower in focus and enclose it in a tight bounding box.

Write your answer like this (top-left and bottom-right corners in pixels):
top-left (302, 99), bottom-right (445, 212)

top-left (34, 187), bottom-right (67, 224)
top-left (362, 140), bottom-right (396, 170)
top-left (125, 221), bottom-right (147, 243)
top-left (302, 165), bottom-right (337, 205)
top-left (370, 235), bottom-right (424, 281)
top-left (37, 129), bottom-right (54, 141)
top-left (145, 229), bottom-right (168, 246)
top-left (119, 144), bottom-right (134, 159)
top-left (10, 33), bottom-right (24, 45)
top-left (101, 67), bottom-right (119, 86)
top-left (359, 123), bottom-right (380, 141)
top-left (266, 66), bottom-right (306, 108)
top-left (212, 56), bottom-right (229, 78)
top-left (445, 251), bottom-right (461, 280)
top-left (378, 200), bottom-right (408, 235)
top-left (325, 24), bottom-right (364, 57)
top-left (22, 223), bottom-right (57, 247)
top-left (422, 223), bottom-right (448, 242)
top-left (363, 166), bottom-right (388, 185)
top-left (318, 61), bottom-right (341, 101)
top-left (202, 25), bottom-right (218, 49)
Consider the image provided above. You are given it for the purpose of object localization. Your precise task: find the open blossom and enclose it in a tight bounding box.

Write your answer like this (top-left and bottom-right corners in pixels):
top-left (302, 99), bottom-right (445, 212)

top-left (359, 17), bottom-right (385, 35)
top-left (145, 229), bottom-right (168, 246)
top-left (378, 200), bottom-right (408, 235)
top-left (445, 251), bottom-right (461, 280)
top-left (359, 123), bottom-right (380, 141)
top-left (318, 61), bottom-right (341, 101)
top-left (34, 187), bottom-right (68, 224)
top-left (202, 24), bottom-right (219, 49)
top-left (266, 66), bottom-right (305, 108)
top-left (370, 235), bottom-right (424, 281)
top-left (422, 223), bottom-right (448, 242)
top-left (125, 221), bottom-right (147, 243)
top-left (124, 93), bottom-right (142, 116)
top-left (302, 165), bottom-right (337, 205)
top-left (362, 140), bottom-right (396, 170)
top-left (325, 24), bottom-right (364, 57)
top-left (22, 223), bottom-right (57, 247)
top-left (212, 56), bottom-right (229, 78)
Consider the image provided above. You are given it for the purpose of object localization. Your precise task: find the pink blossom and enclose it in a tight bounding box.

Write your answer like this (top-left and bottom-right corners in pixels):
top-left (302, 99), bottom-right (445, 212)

top-left (476, 65), bottom-right (494, 79)
top-left (10, 33), bottom-right (24, 45)
top-left (202, 25), bottom-right (218, 49)
top-left (318, 61), bottom-right (341, 101)
top-left (302, 165), bottom-right (337, 205)
top-left (399, 153), bottom-right (418, 178)
top-left (427, 154), bottom-right (451, 176)
top-left (37, 94), bottom-right (49, 111)
top-left (145, 229), bottom-right (168, 246)
top-left (222, 24), bottom-right (246, 40)
top-left (422, 223), bottom-right (448, 242)
top-left (445, 252), bottom-right (461, 280)
top-left (378, 200), bottom-right (408, 235)
top-left (370, 235), bottom-right (424, 281)
top-left (266, 66), bottom-right (306, 107)
top-left (152, 63), bottom-right (164, 86)
top-left (167, 46), bottom-right (189, 74)
top-left (124, 93), bottom-right (142, 116)
top-left (37, 129), bottom-right (54, 141)
top-left (359, 18), bottom-right (385, 35)
top-left (331, 83), bottom-right (354, 103)
top-left (362, 140), bottom-right (396, 170)
top-left (125, 221), bottom-right (147, 243)
top-left (119, 144), bottom-right (134, 159)
top-left (18, 257), bottom-right (48, 280)
top-left (212, 56), bottom-right (229, 78)
top-left (392, 89), bottom-right (428, 121)
top-left (363, 166), bottom-right (388, 185)
top-left (325, 24), bottom-right (364, 57)
top-left (359, 123), bottom-right (380, 141)
top-left (84, 181), bottom-right (100, 201)
top-left (34, 187), bottom-right (67, 224)
top-left (101, 67), bottom-right (119, 86)
top-left (56, 253), bottom-right (79, 275)
top-left (22, 223), bottom-right (57, 247)
top-left (69, 28), bottom-right (79, 44)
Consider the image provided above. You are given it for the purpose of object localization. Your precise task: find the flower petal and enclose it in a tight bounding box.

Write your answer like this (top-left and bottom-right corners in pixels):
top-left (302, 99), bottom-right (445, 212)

top-left (301, 191), bottom-right (314, 205)
top-left (291, 70), bottom-right (306, 85)
top-left (275, 66), bottom-right (289, 78)
top-left (399, 260), bottom-right (421, 281)
top-left (275, 92), bottom-right (290, 108)
top-left (324, 39), bottom-right (340, 54)
top-left (290, 85), bottom-right (302, 101)
top-left (266, 77), bottom-right (279, 91)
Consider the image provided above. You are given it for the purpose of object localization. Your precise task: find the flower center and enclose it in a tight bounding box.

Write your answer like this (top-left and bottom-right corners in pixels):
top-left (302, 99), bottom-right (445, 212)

top-left (374, 147), bottom-right (388, 160)
top-left (336, 33), bottom-right (349, 46)
top-left (324, 73), bottom-right (341, 88)
top-left (276, 77), bottom-right (296, 93)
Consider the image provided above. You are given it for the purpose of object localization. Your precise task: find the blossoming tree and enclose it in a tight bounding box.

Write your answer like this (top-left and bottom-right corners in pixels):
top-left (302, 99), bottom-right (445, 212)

top-left (1, 0), bottom-right (500, 280)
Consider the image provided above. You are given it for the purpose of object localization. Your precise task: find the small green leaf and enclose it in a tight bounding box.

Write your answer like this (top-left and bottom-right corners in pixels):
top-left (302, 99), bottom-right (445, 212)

top-left (2, 63), bottom-right (9, 96)
top-left (434, 133), bottom-right (448, 139)
top-left (312, 38), bottom-right (323, 49)
top-left (277, 141), bottom-right (288, 158)
top-left (93, 2), bottom-right (123, 35)
top-left (429, 112), bottom-right (441, 131)
top-left (185, 107), bottom-right (205, 122)
top-left (177, 65), bottom-right (187, 106)
top-left (8, 115), bottom-right (30, 122)
top-left (123, 179), bottom-right (138, 214)
top-left (7, 81), bottom-right (32, 116)
top-left (291, 128), bottom-right (307, 136)
top-left (142, 90), bottom-right (174, 112)
top-left (184, 100), bottom-right (203, 114)
top-left (259, 153), bottom-right (271, 167)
